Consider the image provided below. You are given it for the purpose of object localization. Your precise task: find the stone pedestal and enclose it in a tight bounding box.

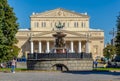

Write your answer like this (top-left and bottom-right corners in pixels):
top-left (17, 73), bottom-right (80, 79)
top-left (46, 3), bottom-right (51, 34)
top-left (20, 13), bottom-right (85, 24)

top-left (52, 31), bottom-right (67, 53)
top-left (55, 48), bottom-right (67, 53)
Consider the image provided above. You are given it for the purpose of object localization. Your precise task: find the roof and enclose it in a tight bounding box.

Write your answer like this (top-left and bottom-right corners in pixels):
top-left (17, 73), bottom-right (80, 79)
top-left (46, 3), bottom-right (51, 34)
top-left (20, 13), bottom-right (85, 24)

top-left (30, 8), bottom-right (89, 18)
top-left (89, 28), bottom-right (103, 31)
top-left (18, 28), bottom-right (30, 31)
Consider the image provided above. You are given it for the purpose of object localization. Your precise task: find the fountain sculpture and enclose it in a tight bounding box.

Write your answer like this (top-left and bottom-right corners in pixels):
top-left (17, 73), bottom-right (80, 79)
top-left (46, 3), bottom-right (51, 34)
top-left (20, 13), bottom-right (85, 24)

top-left (52, 22), bottom-right (67, 53)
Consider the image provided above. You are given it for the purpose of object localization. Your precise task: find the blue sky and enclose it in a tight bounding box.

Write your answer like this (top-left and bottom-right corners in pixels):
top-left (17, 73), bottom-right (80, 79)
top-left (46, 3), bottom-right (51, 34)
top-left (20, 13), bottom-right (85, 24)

top-left (8, 0), bottom-right (120, 44)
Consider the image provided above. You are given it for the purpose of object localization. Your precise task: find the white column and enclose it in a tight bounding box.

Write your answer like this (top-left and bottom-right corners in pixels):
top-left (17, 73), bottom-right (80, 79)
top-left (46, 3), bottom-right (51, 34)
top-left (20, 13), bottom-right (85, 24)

top-left (30, 41), bottom-right (34, 53)
top-left (54, 49), bottom-right (56, 53)
top-left (78, 41), bottom-right (82, 53)
top-left (63, 49), bottom-right (65, 53)
top-left (47, 41), bottom-right (50, 53)
top-left (86, 41), bottom-right (89, 53)
top-left (71, 41), bottom-right (74, 53)
top-left (38, 41), bottom-right (42, 53)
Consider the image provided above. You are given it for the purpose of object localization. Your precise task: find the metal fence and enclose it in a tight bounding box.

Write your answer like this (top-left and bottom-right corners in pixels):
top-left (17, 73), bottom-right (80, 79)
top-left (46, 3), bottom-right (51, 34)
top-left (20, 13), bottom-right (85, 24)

top-left (27, 52), bottom-right (92, 59)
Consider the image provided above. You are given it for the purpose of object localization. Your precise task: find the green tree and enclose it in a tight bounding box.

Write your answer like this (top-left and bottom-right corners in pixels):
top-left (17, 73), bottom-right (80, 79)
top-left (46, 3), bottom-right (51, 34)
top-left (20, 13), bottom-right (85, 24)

top-left (103, 44), bottom-right (116, 59)
top-left (115, 12), bottom-right (120, 56)
top-left (0, 0), bottom-right (20, 62)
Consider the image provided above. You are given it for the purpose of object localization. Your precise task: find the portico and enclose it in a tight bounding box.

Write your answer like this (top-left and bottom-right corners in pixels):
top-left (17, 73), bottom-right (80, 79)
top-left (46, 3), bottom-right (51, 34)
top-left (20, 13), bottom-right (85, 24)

top-left (30, 39), bottom-right (89, 53)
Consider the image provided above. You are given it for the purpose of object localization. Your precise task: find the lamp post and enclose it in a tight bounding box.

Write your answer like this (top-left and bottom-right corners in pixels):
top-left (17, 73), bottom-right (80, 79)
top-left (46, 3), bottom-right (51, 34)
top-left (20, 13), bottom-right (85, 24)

top-left (109, 28), bottom-right (116, 46)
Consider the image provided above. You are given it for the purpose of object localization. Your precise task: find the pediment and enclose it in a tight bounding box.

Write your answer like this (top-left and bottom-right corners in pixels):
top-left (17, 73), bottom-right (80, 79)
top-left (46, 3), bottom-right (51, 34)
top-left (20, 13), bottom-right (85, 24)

top-left (32, 30), bottom-right (86, 37)
top-left (31, 8), bottom-right (89, 18)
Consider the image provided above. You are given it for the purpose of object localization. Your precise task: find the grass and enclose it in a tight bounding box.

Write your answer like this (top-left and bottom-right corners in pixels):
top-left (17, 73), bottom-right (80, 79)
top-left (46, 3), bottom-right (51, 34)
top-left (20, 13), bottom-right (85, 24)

top-left (93, 67), bottom-right (120, 71)
top-left (0, 68), bottom-right (27, 72)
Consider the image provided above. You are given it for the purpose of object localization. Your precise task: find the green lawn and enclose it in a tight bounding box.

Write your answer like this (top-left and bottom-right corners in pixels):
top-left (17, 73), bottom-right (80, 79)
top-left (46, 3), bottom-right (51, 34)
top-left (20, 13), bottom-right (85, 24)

top-left (0, 68), bottom-right (27, 72)
top-left (93, 67), bottom-right (120, 71)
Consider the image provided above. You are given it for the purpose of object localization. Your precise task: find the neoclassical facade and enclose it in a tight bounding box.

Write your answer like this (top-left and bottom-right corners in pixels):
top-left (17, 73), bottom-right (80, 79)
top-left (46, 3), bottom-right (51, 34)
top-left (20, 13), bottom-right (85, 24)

top-left (16, 8), bottom-right (104, 59)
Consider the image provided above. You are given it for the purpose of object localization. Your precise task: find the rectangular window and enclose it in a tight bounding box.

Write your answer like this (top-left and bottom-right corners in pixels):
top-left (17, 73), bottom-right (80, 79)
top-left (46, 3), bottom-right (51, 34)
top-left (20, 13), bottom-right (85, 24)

top-left (44, 22), bottom-right (46, 27)
top-left (81, 22), bottom-right (86, 28)
top-left (74, 22), bottom-right (76, 27)
top-left (37, 22), bottom-right (39, 27)
top-left (63, 23), bottom-right (65, 27)
top-left (41, 22), bottom-right (46, 27)
top-left (84, 22), bottom-right (86, 28)
top-left (34, 22), bottom-right (39, 27)
top-left (68, 23), bottom-right (69, 27)
top-left (41, 22), bottom-right (43, 27)
top-left (81, 22), bottom-right (83, 28)
top-left (77, 22), bottom-right (78, 27)
top-left (74, 22), bottom-right (78, 27)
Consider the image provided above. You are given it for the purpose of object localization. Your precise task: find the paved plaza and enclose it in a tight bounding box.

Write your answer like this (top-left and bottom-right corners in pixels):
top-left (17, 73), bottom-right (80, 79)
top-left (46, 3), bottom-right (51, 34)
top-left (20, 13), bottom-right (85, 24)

top-left (0, 71), bottom-right (120, 81)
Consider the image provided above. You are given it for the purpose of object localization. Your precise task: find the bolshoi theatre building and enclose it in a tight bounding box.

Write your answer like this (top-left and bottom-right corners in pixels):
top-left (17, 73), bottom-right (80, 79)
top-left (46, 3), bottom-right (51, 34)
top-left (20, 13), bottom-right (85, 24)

top-left (16, 8), bottom-right (104, 59)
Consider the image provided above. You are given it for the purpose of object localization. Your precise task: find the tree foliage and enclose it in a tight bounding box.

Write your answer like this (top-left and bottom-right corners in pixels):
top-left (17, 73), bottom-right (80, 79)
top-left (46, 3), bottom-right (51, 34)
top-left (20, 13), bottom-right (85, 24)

top-left (0, 0), bottom-right (20, 62)
top-left (103, 44), bottom-right (116, 59)
top-left (115, 12), bottom-right (120, 56)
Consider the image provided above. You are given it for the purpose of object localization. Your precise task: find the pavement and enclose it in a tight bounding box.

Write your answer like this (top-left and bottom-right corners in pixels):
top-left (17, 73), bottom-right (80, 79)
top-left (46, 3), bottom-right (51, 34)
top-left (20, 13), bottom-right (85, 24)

top-left (0, 71), bottom-right (120, 81)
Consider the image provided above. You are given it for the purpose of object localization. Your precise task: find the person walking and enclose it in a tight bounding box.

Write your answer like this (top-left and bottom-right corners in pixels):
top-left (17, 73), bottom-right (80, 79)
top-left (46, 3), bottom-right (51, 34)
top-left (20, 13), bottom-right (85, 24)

top-left (95, 60), bottom-right (98, 68)
top-left (11, 58), bottom-right (16, 73)
top-left (93, 60), bottom-right (98, 68)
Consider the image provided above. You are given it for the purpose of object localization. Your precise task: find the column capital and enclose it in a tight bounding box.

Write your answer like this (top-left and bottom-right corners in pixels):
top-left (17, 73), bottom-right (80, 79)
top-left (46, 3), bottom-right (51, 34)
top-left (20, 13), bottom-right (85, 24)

top-left (71, 41), bottom-right (73, 42)
top-left (46, 40), bottom-right (50, 42)
top-left (29, 39), bottom-right (33, 42)
top-left (86, 40), bottom-right (91, 43)
top-left (38, 40), bottom-right (41, 42)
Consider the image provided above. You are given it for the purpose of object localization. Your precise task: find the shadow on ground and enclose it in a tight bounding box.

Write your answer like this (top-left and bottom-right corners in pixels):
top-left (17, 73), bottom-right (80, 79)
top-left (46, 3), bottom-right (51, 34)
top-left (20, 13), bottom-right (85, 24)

top-left (63, 70), bottom-right (120, 76)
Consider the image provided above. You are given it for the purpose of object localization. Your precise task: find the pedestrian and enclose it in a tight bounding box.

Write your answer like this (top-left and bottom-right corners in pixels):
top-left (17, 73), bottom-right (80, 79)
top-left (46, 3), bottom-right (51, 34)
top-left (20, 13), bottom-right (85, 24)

top-left (11, 58), bottom-right (16, 73)
top-left (95, 60), bottom-right (98, 68)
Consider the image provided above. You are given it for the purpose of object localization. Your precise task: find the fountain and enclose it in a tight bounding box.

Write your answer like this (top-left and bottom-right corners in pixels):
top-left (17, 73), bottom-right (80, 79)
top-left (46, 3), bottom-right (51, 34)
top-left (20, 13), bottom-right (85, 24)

top-left (27, 22), bottom-right (93, 71)
top-left (52, 22), bottom-right (67, 53)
